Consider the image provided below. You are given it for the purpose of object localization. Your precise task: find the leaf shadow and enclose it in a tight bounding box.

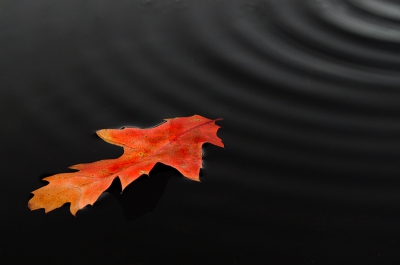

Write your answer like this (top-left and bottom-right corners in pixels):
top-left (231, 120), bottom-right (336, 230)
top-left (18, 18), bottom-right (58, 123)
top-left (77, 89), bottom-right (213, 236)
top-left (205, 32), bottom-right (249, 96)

top-left (106, 163), bottom-right (178, 221)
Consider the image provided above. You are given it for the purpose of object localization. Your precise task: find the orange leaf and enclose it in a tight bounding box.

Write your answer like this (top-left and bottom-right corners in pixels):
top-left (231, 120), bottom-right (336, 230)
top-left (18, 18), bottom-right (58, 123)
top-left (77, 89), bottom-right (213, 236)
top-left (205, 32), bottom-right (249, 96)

top-left (28, 115), bottom-right (223, 216)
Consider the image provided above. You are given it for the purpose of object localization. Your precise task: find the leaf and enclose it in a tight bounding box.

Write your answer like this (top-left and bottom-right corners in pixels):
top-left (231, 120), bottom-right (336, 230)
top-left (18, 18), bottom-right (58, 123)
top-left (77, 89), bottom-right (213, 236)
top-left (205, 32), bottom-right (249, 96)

top-left (28, 115), bottom-right (223, 216)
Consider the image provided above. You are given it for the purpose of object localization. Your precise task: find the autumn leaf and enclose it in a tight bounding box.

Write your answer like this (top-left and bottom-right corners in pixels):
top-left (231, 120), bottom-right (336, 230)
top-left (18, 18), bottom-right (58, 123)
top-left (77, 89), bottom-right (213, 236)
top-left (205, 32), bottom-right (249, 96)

top-left (28, 115), bottom-right (223, 216)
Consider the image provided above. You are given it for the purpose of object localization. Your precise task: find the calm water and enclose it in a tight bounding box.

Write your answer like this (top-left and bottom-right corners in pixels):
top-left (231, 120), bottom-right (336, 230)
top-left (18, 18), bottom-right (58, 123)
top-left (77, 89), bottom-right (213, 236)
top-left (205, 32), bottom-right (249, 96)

top-left (2, 0), bottom-right (400, 264)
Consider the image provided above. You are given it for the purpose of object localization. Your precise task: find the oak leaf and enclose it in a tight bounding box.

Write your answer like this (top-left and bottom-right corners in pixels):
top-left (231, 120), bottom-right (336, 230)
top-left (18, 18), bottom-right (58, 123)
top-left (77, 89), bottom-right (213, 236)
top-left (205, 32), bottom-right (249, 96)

top-left (28, 115), bottom-right (223, 215)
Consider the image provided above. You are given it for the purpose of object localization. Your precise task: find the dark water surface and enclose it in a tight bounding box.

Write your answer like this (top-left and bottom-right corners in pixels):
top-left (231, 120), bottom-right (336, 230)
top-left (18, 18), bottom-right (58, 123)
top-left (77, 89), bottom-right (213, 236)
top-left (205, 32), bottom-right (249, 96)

top-left (2, 0), bottom-right (400, 264)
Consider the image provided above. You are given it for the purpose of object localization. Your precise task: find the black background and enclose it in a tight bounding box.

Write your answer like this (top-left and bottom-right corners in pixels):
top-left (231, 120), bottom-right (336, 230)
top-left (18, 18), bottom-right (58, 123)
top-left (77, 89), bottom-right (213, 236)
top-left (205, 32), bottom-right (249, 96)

top-left (2, 0), bottom-right (400, 264)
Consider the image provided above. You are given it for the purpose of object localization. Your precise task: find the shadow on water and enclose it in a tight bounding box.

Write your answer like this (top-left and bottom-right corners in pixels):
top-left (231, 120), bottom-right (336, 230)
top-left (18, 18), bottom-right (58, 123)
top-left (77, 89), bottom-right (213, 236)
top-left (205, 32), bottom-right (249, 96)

top-left (107, 163), bottom-right (178, 221)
